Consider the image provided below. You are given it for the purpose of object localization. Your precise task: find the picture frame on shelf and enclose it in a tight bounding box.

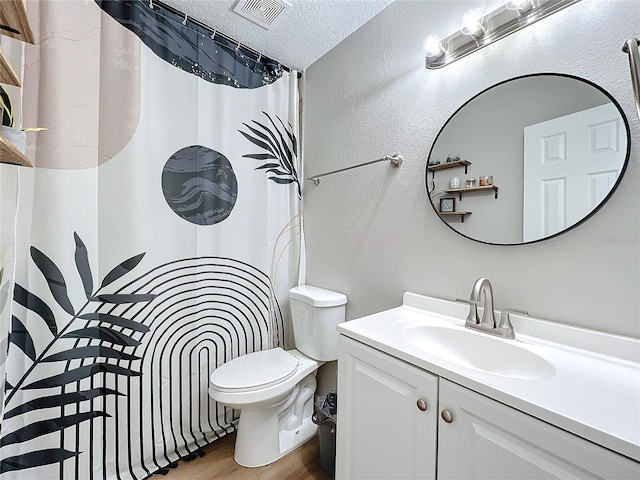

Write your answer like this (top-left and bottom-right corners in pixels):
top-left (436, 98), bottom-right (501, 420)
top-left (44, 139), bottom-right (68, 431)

top-left (439, 197), bottom-right (456, 213)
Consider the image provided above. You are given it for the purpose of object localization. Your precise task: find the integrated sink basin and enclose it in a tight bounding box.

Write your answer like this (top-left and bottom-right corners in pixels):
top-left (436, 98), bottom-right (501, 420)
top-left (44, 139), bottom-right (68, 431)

top-left (337, 292), bottom-right (640, 462)
top-left (401, 324), bottom-right (556, 380)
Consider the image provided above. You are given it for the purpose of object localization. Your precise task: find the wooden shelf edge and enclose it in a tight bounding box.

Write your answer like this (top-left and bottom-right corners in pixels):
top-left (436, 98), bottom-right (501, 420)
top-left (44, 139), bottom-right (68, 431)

top-left (443, 185), bottom-right (498, 194)
top-left (428, 160), bottom-right (471, 171)
top-left (0, 135), bottom-right (32, 167)
top-left (443, 184), bottom-right (499, 200)
top-left (439, 211), bottom-right (472, 223)
top-left (0, 0), bottom-right (35, 44)
top-left (0, 48), bottom-right (21, 86)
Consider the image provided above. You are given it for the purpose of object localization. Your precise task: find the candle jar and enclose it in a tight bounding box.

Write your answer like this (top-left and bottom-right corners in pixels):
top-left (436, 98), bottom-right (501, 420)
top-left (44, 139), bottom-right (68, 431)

top-left (449, 177), bottom-right (460, 188)
top-left (479, 175), bottom-right (493, 186)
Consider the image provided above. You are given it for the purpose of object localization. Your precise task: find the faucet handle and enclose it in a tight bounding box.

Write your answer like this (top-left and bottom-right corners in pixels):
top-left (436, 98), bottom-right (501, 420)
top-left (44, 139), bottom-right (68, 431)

top-left (456, 298), bottom-right (479, 326)
top-left (497, 308), bottom-right (529, 339)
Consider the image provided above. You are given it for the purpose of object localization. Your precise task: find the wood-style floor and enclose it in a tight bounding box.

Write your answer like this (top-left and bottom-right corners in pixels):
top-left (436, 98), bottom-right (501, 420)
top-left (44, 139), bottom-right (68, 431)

top-left (160, 432), bottom-right (332, 479)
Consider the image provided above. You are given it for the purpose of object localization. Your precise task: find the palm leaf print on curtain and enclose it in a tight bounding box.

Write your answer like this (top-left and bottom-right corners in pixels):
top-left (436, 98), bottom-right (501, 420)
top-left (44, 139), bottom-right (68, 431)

top-left (2, 0), bottom-right (300, 478)
top-left (1, 234), bottom-right (154, 474)
top-left (239, 112), bottom-right (301, 200)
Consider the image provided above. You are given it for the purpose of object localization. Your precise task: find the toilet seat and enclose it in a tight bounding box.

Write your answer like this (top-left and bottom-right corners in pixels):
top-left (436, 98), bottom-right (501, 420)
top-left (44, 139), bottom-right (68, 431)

top-left (211, 348), bottom-right (299, 393)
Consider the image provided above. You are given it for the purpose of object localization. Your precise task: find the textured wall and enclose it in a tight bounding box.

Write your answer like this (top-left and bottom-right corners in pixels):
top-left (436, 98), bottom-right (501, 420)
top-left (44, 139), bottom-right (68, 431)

top-left (303, 0), bottom-right (640, 339)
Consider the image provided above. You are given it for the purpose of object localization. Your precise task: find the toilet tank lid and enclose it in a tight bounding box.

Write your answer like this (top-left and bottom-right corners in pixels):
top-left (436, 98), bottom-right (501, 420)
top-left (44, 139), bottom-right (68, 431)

top-left (290, 285), bottom-right (347, 307)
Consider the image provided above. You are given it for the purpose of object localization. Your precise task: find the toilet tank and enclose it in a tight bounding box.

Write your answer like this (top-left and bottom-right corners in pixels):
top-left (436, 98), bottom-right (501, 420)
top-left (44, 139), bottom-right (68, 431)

top-left (289, 285), bottom-right (347, 361)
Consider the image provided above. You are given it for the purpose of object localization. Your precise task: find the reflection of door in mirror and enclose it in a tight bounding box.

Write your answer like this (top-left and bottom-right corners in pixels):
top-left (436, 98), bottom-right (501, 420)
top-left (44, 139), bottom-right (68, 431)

top-left (523, 104), bottom-right (624, 242)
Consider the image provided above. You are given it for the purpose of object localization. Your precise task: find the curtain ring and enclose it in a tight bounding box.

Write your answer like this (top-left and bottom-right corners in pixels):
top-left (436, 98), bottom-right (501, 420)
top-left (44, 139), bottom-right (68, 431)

top-left (149, 0), bottom-right (154, 9)
top-left (182, 12), bottom-right (188, 25)
top-left (211, 28), bottom-right (216, 40)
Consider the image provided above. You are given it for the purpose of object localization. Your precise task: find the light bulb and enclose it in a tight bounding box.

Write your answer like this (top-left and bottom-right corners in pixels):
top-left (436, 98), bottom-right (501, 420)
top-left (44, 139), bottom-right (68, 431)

top-left (460, 8), bottom-right (485, 36)
top-left (423, 35), bottom-right (444, 58)
top-left (505, 0), bottom-right (533, 12)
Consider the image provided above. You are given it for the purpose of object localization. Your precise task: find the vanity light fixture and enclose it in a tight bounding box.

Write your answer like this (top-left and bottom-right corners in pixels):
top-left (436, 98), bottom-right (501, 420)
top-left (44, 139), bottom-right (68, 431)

top-left (425, 0), bottom-right (581, 69)
top-left (505, 0), bottom-right (534, 13)
top-left (423, 34), bottom-right (445, 58)
top-left (459, 8), bottom-right (486, 37)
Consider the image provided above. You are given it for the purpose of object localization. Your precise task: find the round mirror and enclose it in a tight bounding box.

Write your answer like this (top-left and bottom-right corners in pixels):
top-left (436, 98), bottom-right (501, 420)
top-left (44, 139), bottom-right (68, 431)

top-left (426, 73), bottom-right (630, 245)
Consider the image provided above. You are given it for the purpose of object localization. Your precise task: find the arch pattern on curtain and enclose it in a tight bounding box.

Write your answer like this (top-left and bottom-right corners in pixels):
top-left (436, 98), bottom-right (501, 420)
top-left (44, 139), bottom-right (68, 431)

top-left (0, 0), bottom-right (301, 478)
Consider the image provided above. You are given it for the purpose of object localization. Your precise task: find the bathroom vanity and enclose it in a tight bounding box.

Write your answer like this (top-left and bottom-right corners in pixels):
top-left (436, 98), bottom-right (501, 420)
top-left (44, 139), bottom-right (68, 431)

top-left (335, 293), bottom-right (640, 479)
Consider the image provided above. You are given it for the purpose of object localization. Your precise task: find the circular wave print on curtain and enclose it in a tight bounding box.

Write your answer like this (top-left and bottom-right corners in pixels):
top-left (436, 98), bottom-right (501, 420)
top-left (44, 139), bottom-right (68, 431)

top-left (162, 145), bottom-right (238, 225)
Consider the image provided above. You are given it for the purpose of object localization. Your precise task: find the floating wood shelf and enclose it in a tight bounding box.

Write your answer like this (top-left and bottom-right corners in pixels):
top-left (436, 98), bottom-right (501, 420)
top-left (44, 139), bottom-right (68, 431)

top-left (439, 211), bottom-right (472, 223)
top-left (0, 0), bottom-right (34, 167)
top-left (0, 47), bottom-right (20, 86)
top-left (0, 0), bottom-right (34, 44)
top-left (0, 134), bottom-right (32, 167)
top-left (428, 160), bottom-right (471, 178)
top-left (443, 185), bottom-right (499, 200)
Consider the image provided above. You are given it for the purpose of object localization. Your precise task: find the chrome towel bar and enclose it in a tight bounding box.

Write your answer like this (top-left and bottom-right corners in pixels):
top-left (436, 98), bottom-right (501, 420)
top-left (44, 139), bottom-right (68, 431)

top-left (622, 37), bottom-right (640, 121)
top-left (307, 154), bottom-right (403, 185)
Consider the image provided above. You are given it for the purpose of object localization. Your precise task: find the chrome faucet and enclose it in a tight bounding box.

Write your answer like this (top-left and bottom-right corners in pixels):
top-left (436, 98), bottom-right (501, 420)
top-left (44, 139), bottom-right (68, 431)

top-left (456, 278), bottom-right (525, 339)
top-left (470, 277), bottom-right (497, 329)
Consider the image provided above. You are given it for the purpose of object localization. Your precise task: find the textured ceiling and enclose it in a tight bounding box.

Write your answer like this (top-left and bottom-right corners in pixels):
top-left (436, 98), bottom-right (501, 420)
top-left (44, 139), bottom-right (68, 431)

top-left (161, 0), bottom-right (395, 71)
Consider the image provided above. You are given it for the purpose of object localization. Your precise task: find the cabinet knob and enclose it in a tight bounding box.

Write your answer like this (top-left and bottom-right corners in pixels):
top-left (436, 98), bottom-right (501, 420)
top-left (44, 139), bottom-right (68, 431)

top-left (416, 399), bottom-right (428, 411)
top-left (441, 410), bottom-right (453, 423)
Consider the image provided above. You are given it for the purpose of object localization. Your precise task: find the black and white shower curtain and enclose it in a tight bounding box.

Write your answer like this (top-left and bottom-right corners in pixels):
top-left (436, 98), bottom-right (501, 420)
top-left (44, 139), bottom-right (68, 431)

top-left (0, 1), bottom-right (301, 477)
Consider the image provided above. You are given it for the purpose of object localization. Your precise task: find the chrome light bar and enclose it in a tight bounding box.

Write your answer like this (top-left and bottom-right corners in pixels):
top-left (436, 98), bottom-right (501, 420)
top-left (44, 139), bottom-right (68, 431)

top-left (425, 0), bottom-right (581, 70)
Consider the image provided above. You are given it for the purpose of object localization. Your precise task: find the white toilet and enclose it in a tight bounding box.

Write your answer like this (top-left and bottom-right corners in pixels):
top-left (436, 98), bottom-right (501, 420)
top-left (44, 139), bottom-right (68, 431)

top-left (208, 285), bottom-right (347, 467)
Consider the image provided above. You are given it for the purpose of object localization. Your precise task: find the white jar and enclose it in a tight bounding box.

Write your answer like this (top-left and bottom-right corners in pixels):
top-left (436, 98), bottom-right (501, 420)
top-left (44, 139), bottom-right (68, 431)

top-left (449, 177), bottom-right (460, 188)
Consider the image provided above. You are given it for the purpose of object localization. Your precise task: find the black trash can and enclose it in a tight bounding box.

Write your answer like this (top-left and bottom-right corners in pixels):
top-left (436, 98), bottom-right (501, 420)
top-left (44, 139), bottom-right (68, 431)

top-left (312, 390), bottom-right (337, 477)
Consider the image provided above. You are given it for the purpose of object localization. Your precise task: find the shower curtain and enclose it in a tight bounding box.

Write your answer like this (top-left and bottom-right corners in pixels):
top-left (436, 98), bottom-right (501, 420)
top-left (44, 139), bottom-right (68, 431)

top-left (0, 0), bottom-right (301, 478)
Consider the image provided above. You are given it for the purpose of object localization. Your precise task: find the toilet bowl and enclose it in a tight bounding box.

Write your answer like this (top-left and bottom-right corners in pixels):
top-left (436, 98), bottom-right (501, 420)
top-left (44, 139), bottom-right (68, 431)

top-left (209, 348), bottom-right (320, 467)
top-left (209, 285), bottom-right (347, 467)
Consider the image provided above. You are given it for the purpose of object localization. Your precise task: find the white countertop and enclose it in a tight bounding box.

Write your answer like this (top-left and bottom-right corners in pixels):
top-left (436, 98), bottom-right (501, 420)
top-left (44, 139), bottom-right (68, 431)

top-left (337, 292), bottom-right (640, 463)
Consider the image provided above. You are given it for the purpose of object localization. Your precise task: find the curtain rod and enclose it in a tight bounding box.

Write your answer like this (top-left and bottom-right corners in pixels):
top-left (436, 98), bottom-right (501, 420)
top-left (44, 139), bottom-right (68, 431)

top-left (149, 0), bottom-right (293, 73)
top-left (307, 154), bottom-right (403, 185)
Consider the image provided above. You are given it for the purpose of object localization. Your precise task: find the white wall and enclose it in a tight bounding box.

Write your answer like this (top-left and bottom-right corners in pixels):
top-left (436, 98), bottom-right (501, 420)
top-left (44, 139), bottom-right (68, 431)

top-left (302, 0), bottom-right (640, 343)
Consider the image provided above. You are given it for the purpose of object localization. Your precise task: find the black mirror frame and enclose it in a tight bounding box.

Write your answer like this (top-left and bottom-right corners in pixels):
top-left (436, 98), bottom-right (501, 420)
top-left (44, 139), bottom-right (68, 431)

top-left (425, 72), bottom-right (632, 246)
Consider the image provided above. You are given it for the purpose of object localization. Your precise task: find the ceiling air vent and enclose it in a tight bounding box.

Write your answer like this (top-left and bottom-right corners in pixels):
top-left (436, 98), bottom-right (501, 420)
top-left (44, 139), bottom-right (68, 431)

top-left (232, 0), bottom-right (290, 29)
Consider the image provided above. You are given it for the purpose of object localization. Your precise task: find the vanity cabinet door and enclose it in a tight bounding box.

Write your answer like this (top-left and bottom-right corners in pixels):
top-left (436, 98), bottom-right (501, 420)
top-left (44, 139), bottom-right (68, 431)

top-left (437, 379), bottom-right (640, 480)
top-left (336, 336), bottom-right (438, 480)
